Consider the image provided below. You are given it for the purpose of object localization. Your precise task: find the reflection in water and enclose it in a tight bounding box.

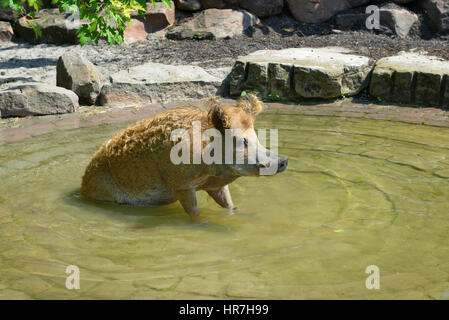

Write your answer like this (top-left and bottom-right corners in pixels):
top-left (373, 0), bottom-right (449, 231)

top-left (0, 114), bottom-right (448, 299)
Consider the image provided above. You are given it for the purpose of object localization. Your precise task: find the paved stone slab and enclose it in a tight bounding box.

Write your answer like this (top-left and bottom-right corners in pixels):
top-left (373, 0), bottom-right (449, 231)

top-left (228, 47), bottom-right (371, 99)
top-left (99, 62), bottom-right (227, 106)
top-left (370, 52), bottom-right (449, 107)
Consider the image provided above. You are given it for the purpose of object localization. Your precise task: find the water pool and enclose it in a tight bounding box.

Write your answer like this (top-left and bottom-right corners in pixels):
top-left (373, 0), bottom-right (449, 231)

top-left (0, 113), bottom-right (448, 299)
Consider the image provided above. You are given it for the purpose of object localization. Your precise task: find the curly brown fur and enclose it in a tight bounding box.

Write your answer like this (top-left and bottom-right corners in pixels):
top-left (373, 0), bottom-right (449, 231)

top-left (81, 94), bottom-right (269, 215)
top-left (236, 93), bottom-right (264, 117)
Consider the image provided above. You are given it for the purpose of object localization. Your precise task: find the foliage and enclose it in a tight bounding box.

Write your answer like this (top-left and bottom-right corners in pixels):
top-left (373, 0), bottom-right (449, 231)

top-left (268, 92), bottom-right (281, 101)
top-left (240, 89), bottom-right (260, 97)
top-left (0, 0), bottom-right (172, 45)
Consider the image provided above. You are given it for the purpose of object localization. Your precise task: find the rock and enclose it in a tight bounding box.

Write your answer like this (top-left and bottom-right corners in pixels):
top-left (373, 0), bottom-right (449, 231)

top-left (370, 52), bottom-right (449, 106)
top-left (15, 8), bottom-right (81, 44)
top-left (379, 4), bottom-right (418, 38)
top-left (0, 7), bottom-right (15, 22)
top-left (238, 0), bottom-right (284, 18)
top-left (166, 8), bottom-right (259, 40)
top-left (124, 1), bottom-right (175, 43)
top-left (228, 47), bottom-right (371, 99)
top-left (1, 0), bottom-right (54, 22)
top-left (56, 52), bottom-right (102, 105)
top-left (201, 0), bottom-right (238, 9)
top-left (98, 62), bottom-right (227, 106)
top-left (420, 0), bottom-right (449, 32)
top-left (202, 0), bottom-right (283, 17)
top-left (0, 82), bottom-right (79, 117)
top-left (335, 3), bottom-right (418, 38)
top-left (334, 12), bottom-right (368, 29)
top-left (205, 66), bottom-right (233, 80)
top-left (175, 0), bottom-right (202, 11)
top-left (0, 21), bottom-right (13, 42)
top-left (286, 0), bottom-right (370, 23)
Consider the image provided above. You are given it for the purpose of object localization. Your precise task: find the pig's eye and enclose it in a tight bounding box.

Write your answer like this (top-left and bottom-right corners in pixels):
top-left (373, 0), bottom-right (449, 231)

top-left (244, 138), bottom-right (248, 147)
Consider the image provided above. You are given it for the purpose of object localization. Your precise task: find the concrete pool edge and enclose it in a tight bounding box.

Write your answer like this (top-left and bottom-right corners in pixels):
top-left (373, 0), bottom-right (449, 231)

top-left (2, 98), bottom-right (449, 145)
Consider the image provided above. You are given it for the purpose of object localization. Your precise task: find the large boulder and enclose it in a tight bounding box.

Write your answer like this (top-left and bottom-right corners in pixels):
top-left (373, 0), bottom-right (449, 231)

top-left (175, 0), bottom-right (202, 11)
top-left (201, 0), bottom-right (238, 9)
top-left (379, 3), bottom-right (418, 38)
top-left (167, 8), bottom-right (259, 40)
top-left (238, 0), bottom-right (284, 18)
top-left (420, 0), bottom-right (449, 32)
top-left (370, 52), bottom-right (449, 107)
top-left (99, 63), bottom-right (228, 106)
top-left (0, 7), bottom-right (15, 22)
top-left (335, 3), bottom-right (418, 38)
top-left (56, 52), bottom-right (102, 105)
top-left (228, 47), bottom-right (371, 99)
top-left (124, 0), bottom-right (175, 43)
top-left (286, 0), bottom-right (370, 23)
top-left (0, 21), bottom-right (13, 42)
top-left (15, 8), bottom-right (81, 44)
top-left (0, 83), bottom-right (79, 117)
top-left (202, 0), bottom-right (283, 17)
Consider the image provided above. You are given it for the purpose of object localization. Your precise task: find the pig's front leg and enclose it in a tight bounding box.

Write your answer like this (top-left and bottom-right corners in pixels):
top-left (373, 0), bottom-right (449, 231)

top-left (207, 185), bottom-right (234, 209)
top-left (176, 189), bottom-right (199, 216)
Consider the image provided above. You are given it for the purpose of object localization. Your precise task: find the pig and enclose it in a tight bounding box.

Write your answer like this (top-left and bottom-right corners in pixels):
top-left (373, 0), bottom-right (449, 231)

top-left (81, 94), bottom-right (288, 216)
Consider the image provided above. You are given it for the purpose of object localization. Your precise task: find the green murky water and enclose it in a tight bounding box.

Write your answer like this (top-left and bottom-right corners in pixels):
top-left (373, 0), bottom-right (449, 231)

top-left (0, 114), bottom-right (449, 299)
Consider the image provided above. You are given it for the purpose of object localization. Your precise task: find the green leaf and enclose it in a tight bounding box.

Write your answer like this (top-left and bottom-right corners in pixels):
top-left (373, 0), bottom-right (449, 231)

top-left (27, 21), bottom-right (42, 39)
top-left (161, 0), bottom-right (172, 8)
top-left (9, 0), bottom-right (23, 12)
top-left (88, 21), bottom-right (97, 33)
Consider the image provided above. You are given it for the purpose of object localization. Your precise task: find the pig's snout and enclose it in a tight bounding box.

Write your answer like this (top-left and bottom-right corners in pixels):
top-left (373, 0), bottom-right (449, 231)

top-left (277, 156), bottom-right (288, 173)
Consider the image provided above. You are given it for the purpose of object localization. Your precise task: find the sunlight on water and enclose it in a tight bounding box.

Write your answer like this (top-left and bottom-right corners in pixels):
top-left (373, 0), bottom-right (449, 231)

top-left (0, 114), bottom-right (448, 299)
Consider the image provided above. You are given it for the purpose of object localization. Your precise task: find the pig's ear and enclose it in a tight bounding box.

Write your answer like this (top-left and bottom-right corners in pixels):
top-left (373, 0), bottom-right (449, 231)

top-left (236, 93), bottom-right (263, 117)
top-left (208, 102), bottom-right (231, 134)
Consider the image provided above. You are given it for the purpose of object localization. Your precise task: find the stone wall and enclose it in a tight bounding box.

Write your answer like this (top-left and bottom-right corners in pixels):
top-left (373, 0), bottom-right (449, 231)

top-left (228, 48), bottom-right (449, 108)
